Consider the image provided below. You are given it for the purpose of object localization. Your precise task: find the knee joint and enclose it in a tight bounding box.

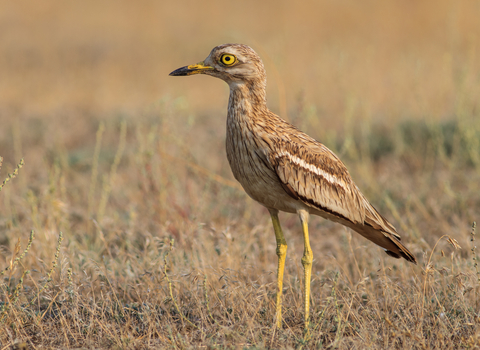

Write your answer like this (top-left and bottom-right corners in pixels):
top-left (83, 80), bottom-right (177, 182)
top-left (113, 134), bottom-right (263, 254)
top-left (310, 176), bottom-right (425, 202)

top-left (301, 251), bottom-right (313, 266)
top-left (276, 243), bottom-right (287, 257)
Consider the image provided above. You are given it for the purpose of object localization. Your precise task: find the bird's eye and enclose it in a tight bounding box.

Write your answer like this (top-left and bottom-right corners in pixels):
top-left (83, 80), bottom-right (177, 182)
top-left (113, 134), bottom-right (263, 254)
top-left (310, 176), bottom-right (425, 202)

top-left (220, 54), bottom-right (237, 66)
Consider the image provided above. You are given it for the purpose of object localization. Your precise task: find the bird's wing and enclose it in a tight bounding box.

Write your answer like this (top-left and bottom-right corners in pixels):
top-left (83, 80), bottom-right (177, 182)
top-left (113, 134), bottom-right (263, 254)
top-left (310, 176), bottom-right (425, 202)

top-left (268, 139), bottom-right (367, 224)
top-left (268, 138), bottom-right (417, 263)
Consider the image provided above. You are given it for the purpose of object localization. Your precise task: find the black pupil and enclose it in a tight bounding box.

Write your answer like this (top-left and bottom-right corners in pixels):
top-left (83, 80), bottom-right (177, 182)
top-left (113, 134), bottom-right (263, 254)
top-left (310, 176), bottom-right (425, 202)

top-left (225, 56), bottom-right (231, 62)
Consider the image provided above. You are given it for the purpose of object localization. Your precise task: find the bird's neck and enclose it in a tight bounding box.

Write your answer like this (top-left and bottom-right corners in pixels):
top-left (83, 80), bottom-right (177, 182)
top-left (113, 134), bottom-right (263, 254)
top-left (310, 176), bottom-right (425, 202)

top-left (227, 79), bottom-right (267, 123)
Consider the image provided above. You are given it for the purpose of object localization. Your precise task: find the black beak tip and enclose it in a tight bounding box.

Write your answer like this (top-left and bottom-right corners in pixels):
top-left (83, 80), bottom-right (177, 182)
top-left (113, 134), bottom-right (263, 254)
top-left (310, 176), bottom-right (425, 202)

top-left (169, 66), bottom-right (189, 76)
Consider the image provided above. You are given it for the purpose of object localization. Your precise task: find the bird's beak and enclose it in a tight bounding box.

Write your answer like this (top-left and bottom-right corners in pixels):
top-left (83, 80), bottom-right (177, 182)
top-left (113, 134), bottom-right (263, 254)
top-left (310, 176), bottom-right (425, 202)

top-left (169, 61), bottom-right (214, 76)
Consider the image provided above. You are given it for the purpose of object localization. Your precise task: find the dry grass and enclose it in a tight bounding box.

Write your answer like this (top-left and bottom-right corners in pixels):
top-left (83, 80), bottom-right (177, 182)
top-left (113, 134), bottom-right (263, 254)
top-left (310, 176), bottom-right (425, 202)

top-left (1, 0), bottom-right (480, 348)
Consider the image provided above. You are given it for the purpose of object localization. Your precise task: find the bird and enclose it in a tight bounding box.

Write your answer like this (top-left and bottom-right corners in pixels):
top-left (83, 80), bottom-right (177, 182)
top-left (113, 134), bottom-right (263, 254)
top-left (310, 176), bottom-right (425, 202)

top-left (169, 43), bottom-right (417, 329)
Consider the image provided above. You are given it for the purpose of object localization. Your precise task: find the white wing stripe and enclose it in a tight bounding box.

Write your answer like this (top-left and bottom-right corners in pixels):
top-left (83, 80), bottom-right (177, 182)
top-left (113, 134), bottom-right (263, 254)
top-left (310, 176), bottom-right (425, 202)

top-left (274, 150), bottom-right (348, 191)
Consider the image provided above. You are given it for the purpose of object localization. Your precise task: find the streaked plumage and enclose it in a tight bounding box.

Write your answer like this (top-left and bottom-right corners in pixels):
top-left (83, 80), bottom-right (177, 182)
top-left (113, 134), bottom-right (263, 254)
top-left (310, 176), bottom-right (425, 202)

top-left (170, 43), bottom-right (416, 328)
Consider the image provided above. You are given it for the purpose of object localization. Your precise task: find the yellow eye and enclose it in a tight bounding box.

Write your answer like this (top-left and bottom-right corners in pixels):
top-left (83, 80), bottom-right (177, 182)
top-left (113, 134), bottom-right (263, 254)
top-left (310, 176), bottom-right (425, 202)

top-left (220, 54), bottom-right (237, 66)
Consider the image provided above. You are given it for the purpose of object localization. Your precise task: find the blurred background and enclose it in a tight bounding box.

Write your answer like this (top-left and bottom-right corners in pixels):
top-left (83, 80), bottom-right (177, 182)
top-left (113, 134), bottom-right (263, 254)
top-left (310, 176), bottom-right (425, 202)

top-left (1, 0), bottom-right (479, 257)
top-left (1, 0), bottom-right (479, 121)
top-left (1, 0), bottom-right (480, 264)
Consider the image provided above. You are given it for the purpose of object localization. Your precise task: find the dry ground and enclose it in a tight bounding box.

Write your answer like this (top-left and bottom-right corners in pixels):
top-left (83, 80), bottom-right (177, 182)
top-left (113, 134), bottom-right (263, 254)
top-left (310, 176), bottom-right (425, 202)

top-left (1, 1), bottom-right (480, 348)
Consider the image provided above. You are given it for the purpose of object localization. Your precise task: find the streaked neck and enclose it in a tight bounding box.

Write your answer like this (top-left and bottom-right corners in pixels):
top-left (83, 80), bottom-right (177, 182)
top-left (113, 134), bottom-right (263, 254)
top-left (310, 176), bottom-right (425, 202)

top-left (227, 79), bottom-right (267, 122)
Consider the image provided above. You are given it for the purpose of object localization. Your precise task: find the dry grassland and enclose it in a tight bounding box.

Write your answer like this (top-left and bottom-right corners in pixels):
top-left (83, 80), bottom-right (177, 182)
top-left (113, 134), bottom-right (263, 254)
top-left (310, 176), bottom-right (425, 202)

top-left (1, 0), bottom-right (480, 348)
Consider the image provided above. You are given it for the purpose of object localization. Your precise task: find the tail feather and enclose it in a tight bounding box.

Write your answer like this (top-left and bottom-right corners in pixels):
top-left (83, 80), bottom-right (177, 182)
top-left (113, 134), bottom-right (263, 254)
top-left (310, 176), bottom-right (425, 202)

top-left (315, 206), bottom-right (417, 264)
top-left (344, 193), bottom-right (416, 263)
top-left (347, 220), bottom-right (417, 263)
top-left (303, 184), bottom-right (417, 263)
top-left (347, 199), bottom-right (417, 263)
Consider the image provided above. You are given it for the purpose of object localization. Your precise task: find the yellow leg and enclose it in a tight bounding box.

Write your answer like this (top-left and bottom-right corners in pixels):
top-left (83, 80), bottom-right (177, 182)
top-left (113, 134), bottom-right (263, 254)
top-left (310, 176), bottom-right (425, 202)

top-left (269, 209), bottom-right (287, 329)
top-left (298, 210), bottom-right (313, 329)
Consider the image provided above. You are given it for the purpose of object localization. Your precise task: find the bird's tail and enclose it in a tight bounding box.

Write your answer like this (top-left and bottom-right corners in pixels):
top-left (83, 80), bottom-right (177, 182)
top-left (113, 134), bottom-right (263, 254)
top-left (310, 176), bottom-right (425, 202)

top-left (347, 220), bottom-right (417, 263)
top-left (345, 197), bottom-right (417, 264)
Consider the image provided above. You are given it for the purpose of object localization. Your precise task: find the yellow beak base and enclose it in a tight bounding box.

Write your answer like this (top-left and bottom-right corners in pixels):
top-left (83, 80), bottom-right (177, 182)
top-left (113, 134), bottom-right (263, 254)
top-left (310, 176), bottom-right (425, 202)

top-left (169, 61), bottom-right (214, 76)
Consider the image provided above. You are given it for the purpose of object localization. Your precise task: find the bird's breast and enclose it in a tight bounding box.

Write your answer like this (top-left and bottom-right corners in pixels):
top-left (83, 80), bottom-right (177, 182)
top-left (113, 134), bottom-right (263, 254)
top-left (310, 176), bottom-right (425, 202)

top-left (225, 118), bottom-right (299, 213)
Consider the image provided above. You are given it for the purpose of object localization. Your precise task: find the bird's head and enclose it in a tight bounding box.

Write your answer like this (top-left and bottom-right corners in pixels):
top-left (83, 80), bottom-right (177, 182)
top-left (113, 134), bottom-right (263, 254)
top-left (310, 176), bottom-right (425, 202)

top-left (169, 44), bottom-right (266, 87)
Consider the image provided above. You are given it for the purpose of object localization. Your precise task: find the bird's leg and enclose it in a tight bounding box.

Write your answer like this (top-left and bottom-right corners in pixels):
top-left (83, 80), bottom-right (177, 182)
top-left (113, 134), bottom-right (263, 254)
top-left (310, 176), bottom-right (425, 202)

top-left (298, 209), bottom-right (313, 329)
top-left (269, 208), bottom-right (287, 329)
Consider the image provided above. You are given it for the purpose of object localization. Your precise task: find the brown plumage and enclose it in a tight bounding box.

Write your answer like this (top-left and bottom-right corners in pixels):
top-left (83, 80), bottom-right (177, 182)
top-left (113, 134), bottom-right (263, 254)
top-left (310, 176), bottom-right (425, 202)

top-left (170, 43), bottom-right (416, 328)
